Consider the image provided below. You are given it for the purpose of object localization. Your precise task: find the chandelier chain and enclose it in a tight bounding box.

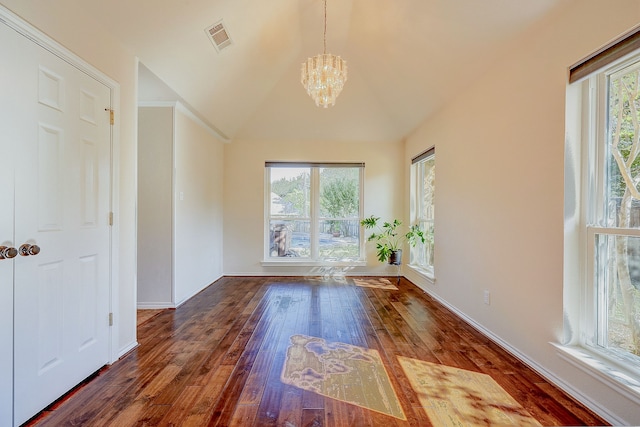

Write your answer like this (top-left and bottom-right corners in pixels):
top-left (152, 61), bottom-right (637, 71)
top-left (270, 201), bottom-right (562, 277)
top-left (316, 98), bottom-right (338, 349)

top-left (323, 0), bottom-right (327, 54)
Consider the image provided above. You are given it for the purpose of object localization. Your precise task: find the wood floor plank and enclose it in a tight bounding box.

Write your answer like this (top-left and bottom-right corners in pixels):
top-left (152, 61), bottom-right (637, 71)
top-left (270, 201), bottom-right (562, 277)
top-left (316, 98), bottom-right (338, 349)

top-left (227, 404), bottom-right (259, 426)
top-left (301, 408), bottom-right (324, 427)
top-left (181, 364), bottom-right (235, 426)
top-left (156, 385), bottom-right (203, 426)
top-left (276, 385), bottom-right (303, 427)
top-left (253, 286), bottom-right (308, 426)
top-left (26, 276), bottom-right (610, 427)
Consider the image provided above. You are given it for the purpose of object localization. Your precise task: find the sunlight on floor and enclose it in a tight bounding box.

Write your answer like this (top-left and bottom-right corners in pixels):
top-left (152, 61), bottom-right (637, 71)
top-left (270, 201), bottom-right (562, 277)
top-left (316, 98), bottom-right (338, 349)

top-left (398, 356), bottom-right (541, 426)
top-left (281, 333), bottom-right (542, 426)
top-left (281, 334), bottom-right (406, 420)
top-left (352, 277), bottom-right (399, 290)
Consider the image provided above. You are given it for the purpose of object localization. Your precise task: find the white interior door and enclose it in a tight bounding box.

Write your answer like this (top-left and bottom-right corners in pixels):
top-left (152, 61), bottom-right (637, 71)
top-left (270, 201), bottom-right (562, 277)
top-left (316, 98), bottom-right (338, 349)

top-left (0, 22), bottom-right (17, 427)
top-left (1, 23), bottom-right (112, 426)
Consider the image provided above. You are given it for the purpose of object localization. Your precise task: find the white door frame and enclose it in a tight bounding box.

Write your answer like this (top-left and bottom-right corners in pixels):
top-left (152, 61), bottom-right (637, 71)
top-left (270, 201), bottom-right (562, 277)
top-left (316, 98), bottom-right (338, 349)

top-left (0, 6), bottom-right (121, 364)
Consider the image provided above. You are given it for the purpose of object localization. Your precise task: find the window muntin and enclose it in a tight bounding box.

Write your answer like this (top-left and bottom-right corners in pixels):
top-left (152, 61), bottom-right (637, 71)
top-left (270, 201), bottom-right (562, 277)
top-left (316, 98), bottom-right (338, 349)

top-left (586, 56), bottom-right (640, 365)
top-left (410, 149), bottom-right (435, 274)
top-left (266, 163), bottom-right (363, 262)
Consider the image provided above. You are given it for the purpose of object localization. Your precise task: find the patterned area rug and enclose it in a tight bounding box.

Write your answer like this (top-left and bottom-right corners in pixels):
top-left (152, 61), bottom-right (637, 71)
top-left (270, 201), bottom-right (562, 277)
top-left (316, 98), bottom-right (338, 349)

top-left (398, 356), bottom-right (541, 426)
top-left (352, 278), bottom-right (398, 290)
top-left (281, 335), bottom-right (406, 420)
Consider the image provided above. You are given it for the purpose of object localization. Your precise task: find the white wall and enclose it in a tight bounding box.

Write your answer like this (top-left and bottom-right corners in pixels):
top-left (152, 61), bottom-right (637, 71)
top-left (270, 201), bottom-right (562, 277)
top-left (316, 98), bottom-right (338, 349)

top-left (0, 0), bottom-right (139, 357)
top-left (137, 105), bottom-right (225, 307)
top-left (404, 1), bottom-right (640, 424)
top-left (137, 107), bottom-right (174, 306)
top-left (174, 107), bottom-right (225, 304)
top-left (223, 138), bottom-right (405, 276)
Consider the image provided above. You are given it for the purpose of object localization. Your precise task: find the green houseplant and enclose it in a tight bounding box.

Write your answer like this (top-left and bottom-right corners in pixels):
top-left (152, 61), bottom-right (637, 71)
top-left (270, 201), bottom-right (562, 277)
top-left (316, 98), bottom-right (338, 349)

top-left (360, 215), bottom-right (426, 265)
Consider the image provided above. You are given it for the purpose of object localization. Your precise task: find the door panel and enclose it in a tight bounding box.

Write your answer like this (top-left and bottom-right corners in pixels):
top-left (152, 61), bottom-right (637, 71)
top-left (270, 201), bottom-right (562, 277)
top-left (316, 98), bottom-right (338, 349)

top-left (2, 22), bottom-right (112, 426)
top-left (37, 124), bottom-right (64, 230)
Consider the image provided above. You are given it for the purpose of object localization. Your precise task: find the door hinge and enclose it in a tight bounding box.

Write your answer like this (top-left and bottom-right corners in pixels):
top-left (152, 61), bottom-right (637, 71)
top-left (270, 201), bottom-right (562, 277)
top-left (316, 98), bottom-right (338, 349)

top-left (109, 313), bottom-right (114, 326)
top-left (105, 108), bottom-right (114, 125)
top-left (109, 211), bottom-right (114, 226)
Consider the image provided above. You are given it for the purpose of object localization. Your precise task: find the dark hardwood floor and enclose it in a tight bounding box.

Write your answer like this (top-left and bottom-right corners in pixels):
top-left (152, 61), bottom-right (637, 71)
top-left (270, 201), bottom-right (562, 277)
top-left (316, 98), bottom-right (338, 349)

top-left (27, 276), bottom-right (608, 426)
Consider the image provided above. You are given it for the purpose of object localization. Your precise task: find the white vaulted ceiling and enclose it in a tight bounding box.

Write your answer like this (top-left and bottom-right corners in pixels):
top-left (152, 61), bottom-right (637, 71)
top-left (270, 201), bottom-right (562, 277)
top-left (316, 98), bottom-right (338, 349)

top-left (77, 0), bottom-right (563, 143)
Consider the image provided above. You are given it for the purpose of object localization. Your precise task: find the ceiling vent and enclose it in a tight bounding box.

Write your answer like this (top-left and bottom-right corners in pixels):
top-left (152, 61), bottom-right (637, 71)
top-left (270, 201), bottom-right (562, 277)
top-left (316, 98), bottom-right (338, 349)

top-left (205, 21), bottom-right (232, 52)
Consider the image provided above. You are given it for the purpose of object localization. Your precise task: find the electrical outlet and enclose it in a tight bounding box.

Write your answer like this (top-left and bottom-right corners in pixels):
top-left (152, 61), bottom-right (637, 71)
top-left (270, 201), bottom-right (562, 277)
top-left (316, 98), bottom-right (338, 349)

top-left (483, 290), bottom-right (490, 305)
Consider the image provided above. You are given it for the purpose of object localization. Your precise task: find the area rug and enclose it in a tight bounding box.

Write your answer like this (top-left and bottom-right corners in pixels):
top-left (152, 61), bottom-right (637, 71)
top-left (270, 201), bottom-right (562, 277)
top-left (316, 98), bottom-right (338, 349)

top-left (398, 356), bottom-right (541, 426)
top-left (352, 278), bottom-right (398, 290)
top-left (281, 335), bottom-right (406, 420)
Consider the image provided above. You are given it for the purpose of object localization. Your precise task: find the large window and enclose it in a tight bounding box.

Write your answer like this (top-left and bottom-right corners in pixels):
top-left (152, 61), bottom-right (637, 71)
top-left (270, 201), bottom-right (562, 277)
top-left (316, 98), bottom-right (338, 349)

top-left (578, 50), bottom-right (640, 368)
top-left (410, 148), bottom-right (435, 275)
top-left (265, 162), bottom-right (363, 262)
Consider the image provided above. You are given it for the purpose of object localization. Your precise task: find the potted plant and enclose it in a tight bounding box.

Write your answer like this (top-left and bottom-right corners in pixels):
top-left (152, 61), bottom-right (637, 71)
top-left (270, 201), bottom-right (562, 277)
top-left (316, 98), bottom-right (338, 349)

top-left (360, 215), bottom-right (426, 265)
top-left (329, 220), bottom-right (342, 237)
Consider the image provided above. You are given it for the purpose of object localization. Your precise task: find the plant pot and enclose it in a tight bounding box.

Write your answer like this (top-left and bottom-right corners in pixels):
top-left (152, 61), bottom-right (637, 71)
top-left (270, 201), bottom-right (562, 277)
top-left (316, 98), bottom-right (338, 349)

top-left (389, 249), bottom-right (402, 265)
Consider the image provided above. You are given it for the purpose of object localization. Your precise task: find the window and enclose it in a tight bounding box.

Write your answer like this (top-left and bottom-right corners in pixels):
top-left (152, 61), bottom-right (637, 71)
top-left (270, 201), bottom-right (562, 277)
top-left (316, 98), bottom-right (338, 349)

top-left (265, 162), bottom-right (363, 262)
top-left (410, 148), bottom-right (435, 276)
top-left (573, 43), bottom-right (640, 371)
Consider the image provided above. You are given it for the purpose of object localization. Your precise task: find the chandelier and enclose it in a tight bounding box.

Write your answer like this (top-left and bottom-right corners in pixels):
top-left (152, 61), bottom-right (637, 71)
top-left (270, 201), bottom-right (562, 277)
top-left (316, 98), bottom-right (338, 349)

top-left (301, 0), bottom-right (347, 108)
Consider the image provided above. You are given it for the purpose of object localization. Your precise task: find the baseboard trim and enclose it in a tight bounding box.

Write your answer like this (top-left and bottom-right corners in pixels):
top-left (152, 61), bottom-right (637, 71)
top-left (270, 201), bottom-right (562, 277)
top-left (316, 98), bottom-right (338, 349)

top-left (116, 341), bottom-right (139, 361)
top-left (175, 274), bottom-right (224, 307)
top-left (137, 302), bottom-right (176, 309)
top-left (224, 271), bottom-right (395, 277)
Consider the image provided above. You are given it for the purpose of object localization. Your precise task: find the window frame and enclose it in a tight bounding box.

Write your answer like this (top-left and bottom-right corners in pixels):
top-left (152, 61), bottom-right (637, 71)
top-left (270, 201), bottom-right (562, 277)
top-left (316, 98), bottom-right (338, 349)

top-left (587, 54), bottom-right (640, 363)
top-left (568, 50), bottom-right (640, 392)
top-left (263, 162), bottom-right (365, 265)
top-left (410, 148), bottom-right (435, 279)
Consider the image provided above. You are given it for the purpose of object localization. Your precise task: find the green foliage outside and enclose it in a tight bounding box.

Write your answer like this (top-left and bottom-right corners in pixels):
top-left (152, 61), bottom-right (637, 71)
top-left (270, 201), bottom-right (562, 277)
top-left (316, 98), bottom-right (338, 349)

top-left (271, 167), bottom-right (360, 237)
top-left (609, 71), bottom-right (640, 199)
top-left (320, 169), bottom-right (359, 235)
top-left (271, 171), bottom-right (310, 216)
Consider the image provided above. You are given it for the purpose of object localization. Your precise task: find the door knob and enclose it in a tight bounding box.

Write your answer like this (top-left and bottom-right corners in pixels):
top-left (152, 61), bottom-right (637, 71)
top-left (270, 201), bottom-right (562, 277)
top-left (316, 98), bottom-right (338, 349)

top-left (0, 246), bottom-right (18, 259)
top-left (19, 244), bottom-right (41, 256)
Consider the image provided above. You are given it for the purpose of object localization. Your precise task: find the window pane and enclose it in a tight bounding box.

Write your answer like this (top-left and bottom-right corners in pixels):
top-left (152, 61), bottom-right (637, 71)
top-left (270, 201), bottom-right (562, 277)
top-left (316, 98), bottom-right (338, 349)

top-left (270, 167), bottom-right (310, 217)
top-left (411, 220), bottom-right (434, 268)
top-left (269, 220), bottom-right (310, 258)
top-left (421, 158), bottom-right (435, 222)
top-left (319, 167), bottom-right (360, 218)
top-left (318, 219), bottom-right (360, 260)
top-left (595, 233), bottom-right (640, 360)
top-left (605, 65), bottom-right (640, 228)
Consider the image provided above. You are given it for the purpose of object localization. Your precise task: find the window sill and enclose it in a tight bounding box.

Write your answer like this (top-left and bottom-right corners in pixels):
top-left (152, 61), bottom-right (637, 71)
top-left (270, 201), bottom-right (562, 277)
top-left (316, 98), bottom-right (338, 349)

top-left (552, 343), bottom-right (640, 405)
top-left (261, 260), bottom-right (366, 268)
top-left (407, 264), bottom-right (436, 284)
